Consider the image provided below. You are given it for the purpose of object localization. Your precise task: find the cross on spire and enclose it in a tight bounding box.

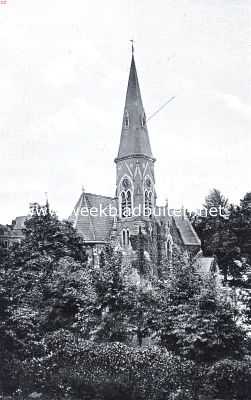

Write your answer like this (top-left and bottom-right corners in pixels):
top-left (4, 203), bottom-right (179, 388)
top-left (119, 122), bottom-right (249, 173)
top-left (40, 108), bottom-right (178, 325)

top-left (130, 39), bottom-right (135, 55)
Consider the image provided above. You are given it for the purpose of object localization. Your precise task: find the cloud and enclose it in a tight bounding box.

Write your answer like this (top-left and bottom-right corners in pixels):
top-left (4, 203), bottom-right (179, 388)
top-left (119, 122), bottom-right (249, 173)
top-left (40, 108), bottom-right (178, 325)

top-left (215, 92), bottom-right (251, 120)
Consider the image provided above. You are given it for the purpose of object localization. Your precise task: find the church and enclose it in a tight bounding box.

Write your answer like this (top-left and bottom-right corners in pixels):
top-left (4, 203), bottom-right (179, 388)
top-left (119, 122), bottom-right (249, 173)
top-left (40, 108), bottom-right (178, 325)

top-left (70, 47), bottom-right (201, 267)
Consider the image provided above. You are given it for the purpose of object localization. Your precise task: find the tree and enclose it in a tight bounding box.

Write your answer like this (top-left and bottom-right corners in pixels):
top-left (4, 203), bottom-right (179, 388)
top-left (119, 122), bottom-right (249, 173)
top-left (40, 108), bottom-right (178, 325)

top-left (91, 246), bottom-right (134, 343)
top-left (0, 205), bottom-right (94, 394)
top-left (157, 247), bottom-right (245, 363)
top-left (17, 202), bottom-right (87, 263)
top-left (204, 188), bottom-right (228, 211)
top-left (128, 285), bottom-right (160, 347)
top-left (194, 190), bottom-right (251, 284)
top-left (194, 189), bottom-right (231, 256)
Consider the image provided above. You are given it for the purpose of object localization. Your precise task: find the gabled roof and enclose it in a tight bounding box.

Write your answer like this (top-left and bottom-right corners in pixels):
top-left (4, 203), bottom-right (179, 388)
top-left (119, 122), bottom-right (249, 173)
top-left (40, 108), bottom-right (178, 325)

top-left (12, 216), bottom-right (26, 230)
top-left (116, 53), bottom-right (154, 161)
top-left (173, 216), bottom-right (201, 247)
top-left (69, 192), bottom-right (115, 243)
top-left (196, 257), bottom-right (216, 275)
top-left (194, 257), bottom-right (219, 282)
top-left (0, 216), bottom-right (27, 240)
top-left (9, 216), bottom-right (26, 238)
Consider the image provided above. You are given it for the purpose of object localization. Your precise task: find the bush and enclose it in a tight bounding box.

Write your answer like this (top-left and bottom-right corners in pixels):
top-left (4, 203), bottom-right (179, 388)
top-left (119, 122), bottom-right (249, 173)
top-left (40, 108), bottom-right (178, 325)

top-left (18, 340), bottom-right (195, 400)
top-left (203, 357), bottom-right (251, 400)
top-left (63, 342), bottom-right (195, 400)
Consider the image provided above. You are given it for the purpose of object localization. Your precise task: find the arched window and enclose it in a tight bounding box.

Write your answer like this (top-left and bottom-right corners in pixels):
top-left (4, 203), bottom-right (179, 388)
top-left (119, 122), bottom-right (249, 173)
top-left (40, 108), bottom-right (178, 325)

top-left (127, 191), bottom-right (132, 211)
top-left (122, 230), bottom-right (126, 246)
top-left (120, 190), bottom-right (132, 218)
top-left (120, 176), bottom-right (133, 218)
top-left (144, 190), bottom-right (152, 216)
top-left (148, 191), bottom-right (152, 210)
top-left (124, 110), bottom-right (129, 128)
top-left (144, 190), bottom-right (148, 210)
top-left (141, 112), bottom-right (146, 127)
top-left (121, 191), bottom-right (126, 217)
top-left (127, 229), bottom-right (130, 246)
top-left (122, 229), bottom-right (130, 247)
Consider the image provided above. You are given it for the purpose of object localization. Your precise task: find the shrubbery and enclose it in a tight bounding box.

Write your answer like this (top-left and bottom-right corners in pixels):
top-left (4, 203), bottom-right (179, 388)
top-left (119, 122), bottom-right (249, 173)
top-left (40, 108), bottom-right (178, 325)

top-left (18, 339), bottom-right (195, 400)
top-left (203, 357), bottom-right (251, 400)
top-left (0, 207), bottom-right (250, 400)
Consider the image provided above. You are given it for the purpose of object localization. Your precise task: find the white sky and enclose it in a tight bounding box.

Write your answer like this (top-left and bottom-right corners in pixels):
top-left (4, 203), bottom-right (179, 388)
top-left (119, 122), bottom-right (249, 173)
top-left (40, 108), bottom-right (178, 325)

top-left (0, 0), bottom-right (251, 224)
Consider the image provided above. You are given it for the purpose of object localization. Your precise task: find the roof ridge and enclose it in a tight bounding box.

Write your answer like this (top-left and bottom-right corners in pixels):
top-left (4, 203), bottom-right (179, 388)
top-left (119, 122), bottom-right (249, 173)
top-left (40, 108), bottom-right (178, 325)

top-left (84, 192), bottom-right (115, 200)
top-left (173, 216), bottom-right (201, 246)
top-left (82, 192), bottom-right (96, 241)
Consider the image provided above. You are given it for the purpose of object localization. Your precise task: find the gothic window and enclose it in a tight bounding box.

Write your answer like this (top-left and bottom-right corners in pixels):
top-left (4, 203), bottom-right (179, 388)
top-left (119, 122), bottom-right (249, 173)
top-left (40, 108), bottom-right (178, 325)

top-left (144, 190), bottom-right (152, 216)
top-left (122, 229), bottom-right (130, 247)
top-left (127, 191), bottom-right (132, 211)
top-left (120, 190), bottom-right (132, 218)
top-left (148, 191), bottom-right (152, 209)
top-left (144, 176), bottom-right (153, 217)
top-left (144, 191), bottom-right (148, 210)
top-left (121, 191), bottom-right (126, 217)
top-left (124, 110), bottom-right (129, 128)
top-left (120, 176), bottom-right (133, 218)
top-left (141, 111), bottom-right (146, 127)
top-left (127, 229), bottom-right (130, 246)
top-left (122, 230), bottom-right (126, 246)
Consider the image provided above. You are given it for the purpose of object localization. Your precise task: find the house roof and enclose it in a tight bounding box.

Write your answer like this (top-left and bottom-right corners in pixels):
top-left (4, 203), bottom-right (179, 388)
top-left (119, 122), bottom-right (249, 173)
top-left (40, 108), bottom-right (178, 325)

top-left (12, 216), bottom-right (26, 230)
top-left (69, 192), bottom-right (115, 243)
top-left (7, 216), bottom-right (26, 238)
top-left (195, 257), bottom-right (217, 276)
top-left (173, 216), bottom-right (201, 246)
top-left (0, 216), bottom-right (26, 240)
top-left (116, 53), bottom-right (154, 161)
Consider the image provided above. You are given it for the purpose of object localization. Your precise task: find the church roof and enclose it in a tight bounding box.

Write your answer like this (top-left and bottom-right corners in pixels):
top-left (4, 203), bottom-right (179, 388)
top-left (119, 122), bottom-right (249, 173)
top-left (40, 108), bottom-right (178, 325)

top-left (173, 216), bottom-right (201, 247)
top-left (69, 192), bottom-right (115, 243)
top-left (116, 52), bottom-right (154, 161)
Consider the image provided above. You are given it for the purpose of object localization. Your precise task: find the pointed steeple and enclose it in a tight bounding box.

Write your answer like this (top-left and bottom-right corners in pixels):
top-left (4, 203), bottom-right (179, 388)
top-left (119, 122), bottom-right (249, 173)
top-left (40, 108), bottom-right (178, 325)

top-left (115, 48), bottom-right (154, 162)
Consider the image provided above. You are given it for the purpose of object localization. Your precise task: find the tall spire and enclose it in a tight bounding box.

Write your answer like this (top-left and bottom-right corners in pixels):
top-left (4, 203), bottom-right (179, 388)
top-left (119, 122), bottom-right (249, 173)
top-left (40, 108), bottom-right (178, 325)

top-left (115, 47), bottom-right (154, 162)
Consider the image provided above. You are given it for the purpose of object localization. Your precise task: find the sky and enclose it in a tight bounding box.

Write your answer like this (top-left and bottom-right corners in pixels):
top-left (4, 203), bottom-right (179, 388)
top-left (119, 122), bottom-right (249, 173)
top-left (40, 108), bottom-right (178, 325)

top-left (0, 0), bottom-right (250, 224)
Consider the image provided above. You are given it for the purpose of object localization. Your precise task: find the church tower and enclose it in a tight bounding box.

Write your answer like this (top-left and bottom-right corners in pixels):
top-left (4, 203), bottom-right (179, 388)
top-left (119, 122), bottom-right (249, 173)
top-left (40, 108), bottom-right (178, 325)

top-left (115, 46), bottom-right (156, 249)
top-left (70, 44), bottom-right (201, 266)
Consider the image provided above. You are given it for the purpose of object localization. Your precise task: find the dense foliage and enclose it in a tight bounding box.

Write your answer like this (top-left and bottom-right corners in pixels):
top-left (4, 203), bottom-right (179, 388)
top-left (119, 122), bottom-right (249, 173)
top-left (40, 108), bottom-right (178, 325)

top-left (0, 204), bottom-right (250, 399)
top-left (156, 247), bottom-right (245, 363)
top-left (193, 189), bottom-right (251, 285)
top-left (0, 206), bottom-right (94, 394)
